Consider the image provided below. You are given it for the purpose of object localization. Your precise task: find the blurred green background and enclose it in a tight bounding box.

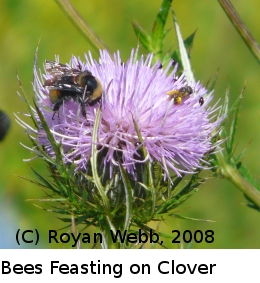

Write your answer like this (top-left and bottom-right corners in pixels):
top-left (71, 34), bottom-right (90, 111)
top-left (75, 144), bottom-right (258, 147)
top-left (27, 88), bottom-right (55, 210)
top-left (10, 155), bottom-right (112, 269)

top-left (1, 0), bottom-right (260, 248)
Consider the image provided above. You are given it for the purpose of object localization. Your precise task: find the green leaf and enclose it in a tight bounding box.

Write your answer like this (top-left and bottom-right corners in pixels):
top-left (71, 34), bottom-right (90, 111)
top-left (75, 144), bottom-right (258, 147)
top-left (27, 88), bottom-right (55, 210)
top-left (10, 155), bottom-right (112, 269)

top-left (29, 198), bottom-right (68, 202)
top-left (226, 85), bottom-right (246, 156)
top-left (23, 131), bottom-right (56, 166)
top-left (237, 162), bottom-right (260, 192)
top-left (54, 179), bottom-right (71, 198)
top-left (226, 99), bottom-right (241, 157)
top-left (132, 114), bottom-right (156, 215)
top-left (170, 214), bottom-right (215, 222)
top-left (16, 68), bottom-right (38, 130)
top-left (132, 22), bottom-right (153, 52)
top-left (183, 29), bottom-right (197, 53)
top-left (133, 45), bottom-right (140, 63)
top-left (205, 69), bottom-right (219, 92)
top-left (30, 167), bottom-right (60, 194)
top-left (90, 106), bottom-right (109, 211)
top-left (151, 0), bottom-right (173, 61)
top-left (164, 174), bottom-right (204, 212)
top-left (118, 163), bottom-right (133, 248)
top-left (217, 0), bottom-right (260, 64)
top-left (170, 29), bottom-right (196, 58)
top-left (173, 11), bottom-right (195, 84)
top-left (33, 102), bottom-right (62, 164)
top-left (18, 174), bottom-right (54, 192)
top-left (54, 0), bottom-right (109, 55)
top-left (165, 29), bottom-right (197, 73)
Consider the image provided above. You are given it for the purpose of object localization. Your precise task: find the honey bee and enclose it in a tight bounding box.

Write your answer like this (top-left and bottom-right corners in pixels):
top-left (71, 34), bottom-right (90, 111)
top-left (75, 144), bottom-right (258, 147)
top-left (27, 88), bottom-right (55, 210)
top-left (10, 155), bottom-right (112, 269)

top-left (44, 60), bottom-right (103, 118)
top-left (167, 86), bottom-right (193, 105)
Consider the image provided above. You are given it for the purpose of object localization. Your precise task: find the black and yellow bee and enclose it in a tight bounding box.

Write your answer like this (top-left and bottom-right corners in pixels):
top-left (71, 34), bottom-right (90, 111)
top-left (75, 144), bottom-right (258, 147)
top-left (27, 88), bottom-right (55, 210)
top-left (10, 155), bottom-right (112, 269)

top-left (166, 86), bottom-right (193, 105)
top-left (0, 110), bottom-right (11, 142)
top-left (44, 60), bottom-right (103, 118)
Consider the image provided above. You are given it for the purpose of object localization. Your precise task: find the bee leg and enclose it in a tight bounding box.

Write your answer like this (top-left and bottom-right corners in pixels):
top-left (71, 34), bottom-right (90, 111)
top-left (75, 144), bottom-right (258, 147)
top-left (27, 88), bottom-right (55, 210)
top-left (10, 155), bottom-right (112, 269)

top-left (52, 99), bottom-right (64, 120)
top-left (75, 96), bottom-right (86, 118)
top-left (52, 111), bottom-right (57, 120)
top-left (52, 99), bottom-right (64, 112)
top-left (174, 95), bottom-right (182, 105)
top-left (51, 111), bottom-right (61, 123)
top-left (81, 101), bottom-right (87, 118)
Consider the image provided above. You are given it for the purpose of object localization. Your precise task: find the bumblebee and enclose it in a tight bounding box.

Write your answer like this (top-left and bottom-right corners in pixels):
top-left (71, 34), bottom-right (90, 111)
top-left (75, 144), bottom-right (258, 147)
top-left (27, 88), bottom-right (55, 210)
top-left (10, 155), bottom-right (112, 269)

top-left (199, 97), bottom-right (204, 106)
top-left (0, 110), bottom-right (11, 142)
top-left (44, 60), bottom-right (103, 118)
top-left (166, 86), bottom-right (193, 105)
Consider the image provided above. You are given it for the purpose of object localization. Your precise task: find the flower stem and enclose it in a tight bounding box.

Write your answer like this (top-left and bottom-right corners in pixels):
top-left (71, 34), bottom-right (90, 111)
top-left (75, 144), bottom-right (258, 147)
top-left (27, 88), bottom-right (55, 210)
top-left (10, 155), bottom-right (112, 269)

top-left (217, 0), bottom-right (260, 64)
top-left (54, 0), bottom-right (110, 54)
top-left (216, 151), bottom-right (260, 208)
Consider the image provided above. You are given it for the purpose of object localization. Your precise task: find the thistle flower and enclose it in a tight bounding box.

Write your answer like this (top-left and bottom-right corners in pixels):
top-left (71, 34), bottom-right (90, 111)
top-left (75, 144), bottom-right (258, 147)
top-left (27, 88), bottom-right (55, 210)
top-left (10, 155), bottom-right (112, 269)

top-left (31, 49), bottom-right (222, 178)
top-left (17, 49), bottom-right (224, 247)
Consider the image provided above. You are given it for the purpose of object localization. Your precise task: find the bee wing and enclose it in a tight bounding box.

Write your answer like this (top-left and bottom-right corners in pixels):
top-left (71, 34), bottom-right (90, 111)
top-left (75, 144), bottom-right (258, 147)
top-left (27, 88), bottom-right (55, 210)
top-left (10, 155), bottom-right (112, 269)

top-left (48, 84), bottom-right (84, 94)
top-left (44, 60), bottom-right (81, 79)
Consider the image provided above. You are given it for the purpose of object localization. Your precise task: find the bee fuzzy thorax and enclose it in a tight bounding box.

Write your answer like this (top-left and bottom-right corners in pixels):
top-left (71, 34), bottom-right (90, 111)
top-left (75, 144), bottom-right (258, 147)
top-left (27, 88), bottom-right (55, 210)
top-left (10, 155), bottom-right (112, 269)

top-left (82, 76), bottom-right (103, 102)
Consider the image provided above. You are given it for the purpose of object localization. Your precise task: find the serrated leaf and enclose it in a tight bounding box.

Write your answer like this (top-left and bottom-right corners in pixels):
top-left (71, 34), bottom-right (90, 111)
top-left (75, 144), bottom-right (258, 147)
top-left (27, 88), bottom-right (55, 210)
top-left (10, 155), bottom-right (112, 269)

top-left (245, 198), bottom-right (260, 212)
top-left (237, 162), bottom-right (260, 192)
top-left (228, 85), bottom-right (245, 116)
top-left (132, 22), bottom-right (152, 52)
top-left (164, 175), bottom-right (203, 211)
top-left (18, 174), bottom-right (49, 189)
top-left (226, 98), bottom-right (241, 157)
top-left (232, 140), bottom-right (252, 166)
top-left (205, 68), bottom-right (219, 92)
top-left (151, 0), bottom-right (173, 60)
top-left (183, 29), bottom-right (197, 52)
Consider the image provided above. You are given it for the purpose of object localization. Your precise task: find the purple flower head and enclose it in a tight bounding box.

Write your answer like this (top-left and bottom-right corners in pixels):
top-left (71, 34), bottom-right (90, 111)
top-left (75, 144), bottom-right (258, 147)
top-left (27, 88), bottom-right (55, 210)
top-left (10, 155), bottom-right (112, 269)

top-left (32, 49), bottom-right (222, 178)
